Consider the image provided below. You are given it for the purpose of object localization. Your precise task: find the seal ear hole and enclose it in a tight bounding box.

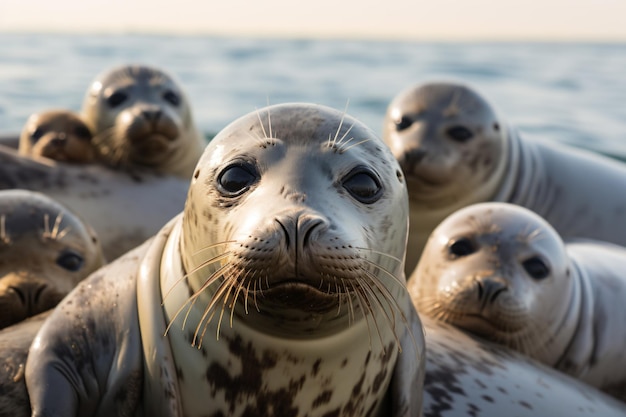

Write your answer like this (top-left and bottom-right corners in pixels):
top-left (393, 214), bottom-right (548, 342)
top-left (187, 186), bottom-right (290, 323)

top-left (193, 169), bottom-right (200, 180)
top-left (56, 250), bottom-right (85, 272)
top-left (396, 169), bottom-right (404, 183)
top-left (522, 256), bottom-right (550, 280)
top-left (106, 91), bottom-right (128, 108)
top-left (217, 162), bottom-right (259, 196)
top-left (342, 168), bottom-right (383, 204)
top-left (446, 126), bottom-right (474, 142)
top-left (493, 122), bottom-right (500, 132)
top-left (448, 237), bottom-right (477, 258)
top-left (395, 116), bottom-right (413, 132)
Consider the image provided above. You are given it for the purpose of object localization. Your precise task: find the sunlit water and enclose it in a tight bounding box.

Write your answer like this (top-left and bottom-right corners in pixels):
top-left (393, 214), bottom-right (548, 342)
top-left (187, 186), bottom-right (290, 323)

top-left (1, 34), bottom-right (625, 157)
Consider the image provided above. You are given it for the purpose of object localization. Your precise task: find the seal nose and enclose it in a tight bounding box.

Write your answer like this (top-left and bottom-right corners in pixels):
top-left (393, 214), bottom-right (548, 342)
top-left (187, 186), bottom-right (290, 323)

top-left (141, 108), bottom-right (162, 123)
top-left (9, 281), bottom-right (48, 314)
top-left (50, 134), bottom-right (67, 146)
top-left (275, 212), bottom-right (329, 251)
top-left (476, 277), bottom-right (508, 304)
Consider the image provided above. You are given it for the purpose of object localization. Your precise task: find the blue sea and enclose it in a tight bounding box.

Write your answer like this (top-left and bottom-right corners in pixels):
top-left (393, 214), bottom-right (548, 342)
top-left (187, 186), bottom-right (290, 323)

top-left (1, 33), bottom-right (625, 157)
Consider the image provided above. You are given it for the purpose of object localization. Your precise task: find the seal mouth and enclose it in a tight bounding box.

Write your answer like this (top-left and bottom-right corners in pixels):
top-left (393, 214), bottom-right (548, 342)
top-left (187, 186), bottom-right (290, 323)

top-left (251, 279), bottom-right (347, 312)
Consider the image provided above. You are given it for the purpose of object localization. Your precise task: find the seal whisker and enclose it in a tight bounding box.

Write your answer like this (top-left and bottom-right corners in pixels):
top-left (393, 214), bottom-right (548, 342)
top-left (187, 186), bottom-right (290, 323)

top-left (341, 278), bottom-right (355, 324)
top-left (193, 272), bottom-right (238, 346)
top-left (354, 277), bottom-right (389, 353)
top-left (347, 279), bottom-right (373, 350)
top-left (330, 99), bottom-right (351, 148)
top-left (190, 240), bottom-right (236, 257)
top-left (255, 107), bottom-right (269, 140)
top-left (356, 276), bottom-right (401, 354)
top-left (354, 246), bottom-right (404, 267)
top-left (339, 138), bottom-right (373, 153)
top-left (162, 251), bottom-right (231, 303)
top-left (359, 257), bottom-right (406, 287)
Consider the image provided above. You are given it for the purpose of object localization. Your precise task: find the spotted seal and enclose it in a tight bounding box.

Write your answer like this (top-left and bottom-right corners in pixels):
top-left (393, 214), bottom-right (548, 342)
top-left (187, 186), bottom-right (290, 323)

top-left (82, 64), bottom-right (205, 178)
top-left (0, 146), bottom-right (189, 260)
top-left (383, 81), bottom-right (626, 275)
top-left (0, 189), bottom-right (104, 329)
top-left (24, 103), bottom-right (426, 417)
top-left (411, 202), bottom-right (626, 400)
top-left (18, 110), bottom-right (94, 163)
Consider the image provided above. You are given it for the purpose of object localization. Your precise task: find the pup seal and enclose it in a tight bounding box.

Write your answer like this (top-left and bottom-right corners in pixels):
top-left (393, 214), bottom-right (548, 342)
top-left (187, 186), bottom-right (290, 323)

top-left (0, 189), bottom-right (105, 329)
top-left (25, 103), bottom-right (426, 417)
top-left (82, 64), bottom-right (205, 178)
top-left (0, 146), bottom-right (189, 260)
top-left (383, 81), bottom-right (626, 275)
top-left (18, 110), bottom-right (94, 163)
top-left (411, 202), bottom-right (626, 400)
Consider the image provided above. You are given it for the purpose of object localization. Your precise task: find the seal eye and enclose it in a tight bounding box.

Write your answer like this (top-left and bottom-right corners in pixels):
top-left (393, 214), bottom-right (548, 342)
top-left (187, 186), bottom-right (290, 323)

top-left (522, 256), bottom-right (550, 280)
top-left (74, 125), bottom-right (91, 139)
top-left (395, 116), bottom-right (413, 132)
top-left (31, 127), bottom-right (44, 142)
top-left (106, 91), bottom-right (128, 108)
top-left (343, 169), bottom-right (382, 204)
top-left (163, 90), bottom-right (180, 106)
top-left (446, 126), bottom-right (474, 142)
top-left (56, 251), bottom-right (84, 272)
top-left (217, 163), bottom-right (258, 196)
top-left (448, 237), bottom-right (477, 258)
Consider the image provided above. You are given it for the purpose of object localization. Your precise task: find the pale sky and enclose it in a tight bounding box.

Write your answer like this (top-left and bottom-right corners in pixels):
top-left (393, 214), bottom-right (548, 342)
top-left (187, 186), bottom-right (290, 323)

top-left (1, 0), bottom-right (625, 40)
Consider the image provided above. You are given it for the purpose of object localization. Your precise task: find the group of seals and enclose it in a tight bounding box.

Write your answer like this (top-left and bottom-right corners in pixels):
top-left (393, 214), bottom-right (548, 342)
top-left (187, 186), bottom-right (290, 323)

top-left (411, 202), bottom-right (626, 400)
top-left (0, 104), bottom-right (624, 416)
top-left (383, 81), bottom-right (626, 275)
top-left (24, 103), bottom-right (426, 417)
top-left (18, 110), bottom-right (94, 163)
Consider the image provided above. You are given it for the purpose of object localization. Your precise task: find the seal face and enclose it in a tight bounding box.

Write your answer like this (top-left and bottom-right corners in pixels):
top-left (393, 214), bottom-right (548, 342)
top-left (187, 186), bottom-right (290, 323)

top-left (18, 110), bottom-right (94, 163)
top-left (382, 81), bottom-right (507, 274)
top-left (412, 202), bottom-right (626, 399)
top-left (0, 189), bottom-right (104, 329)
top-left (82, 64), bottom-right (205, 178)
top-left (164, 103), bottom-right (420, 416)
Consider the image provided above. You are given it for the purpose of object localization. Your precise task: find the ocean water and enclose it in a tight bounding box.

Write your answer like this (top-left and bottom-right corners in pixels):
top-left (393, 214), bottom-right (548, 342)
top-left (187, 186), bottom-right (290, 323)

top-left (0, 33), bottom-right (625, 157)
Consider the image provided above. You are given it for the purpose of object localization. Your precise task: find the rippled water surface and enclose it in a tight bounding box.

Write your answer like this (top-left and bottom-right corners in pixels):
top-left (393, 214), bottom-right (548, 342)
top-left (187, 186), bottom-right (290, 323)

top-left (0, 34), bottom-right (625, 156)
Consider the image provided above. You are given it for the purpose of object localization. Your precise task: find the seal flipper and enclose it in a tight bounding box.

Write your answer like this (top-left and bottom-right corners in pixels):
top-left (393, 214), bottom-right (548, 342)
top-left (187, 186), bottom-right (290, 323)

top-left (389, 294), bottom-right (426, 416)
top-left (26, 243), bottom-right (149, 417)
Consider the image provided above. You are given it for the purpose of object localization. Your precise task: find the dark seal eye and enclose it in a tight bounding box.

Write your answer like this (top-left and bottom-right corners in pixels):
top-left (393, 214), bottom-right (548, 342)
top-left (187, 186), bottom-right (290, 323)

top-left (217, 163), bottom-right (258, 196)
top-left (343, 169), bottom-right (382, 204)
top-left (56, 251), bottom-right (85, 272)
top-left (163, 90), bottom-right (180, 106)
top-left (522, 256), bottom-right (550, 280)
top-left (446, 125), bottom-right (474, 142)
top-left (395, 116), bottom-right (413, 132)
top-left (106, 91), bottom-right (128, 108)
top-left (31, 127), bottom-right (44, 141)
top-left (448, 237), bottom-right (477, 258)
top-left (74, 125), bottom-right (92, 139)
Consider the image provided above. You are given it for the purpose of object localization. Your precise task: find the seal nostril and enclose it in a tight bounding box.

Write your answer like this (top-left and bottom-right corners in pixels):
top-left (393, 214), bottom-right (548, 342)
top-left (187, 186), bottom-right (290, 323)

top-left (302, 220), bottom-right (323, 248)
top-left (476, 280), bottom-right (484, 300)
top-left (276, 219), bottom-right (290, 248)
top-left (33, 284), bottom-right (47, 305)
top-left (490, 287), bottom-right (507, 303)
top-left (9, 286), bottom-right (27, 306)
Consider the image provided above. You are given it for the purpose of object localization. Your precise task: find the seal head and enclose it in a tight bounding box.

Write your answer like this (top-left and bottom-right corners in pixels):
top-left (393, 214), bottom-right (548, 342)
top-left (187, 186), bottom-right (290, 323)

top-left (0, 189), bottom-right (105, 329)
top-left (82, 64), bottom-right (205, 178)
top-left (19, 110), bottom-right (94, 163)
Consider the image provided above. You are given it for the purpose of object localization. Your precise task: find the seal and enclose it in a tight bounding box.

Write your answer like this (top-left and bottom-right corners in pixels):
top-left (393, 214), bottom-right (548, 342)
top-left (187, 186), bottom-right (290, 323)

top-left (18, 109), bottom-right (95, 163)
top-left (383, 81), bottom-right (626, 275)
top-left (411, 202), bottom-right (626, 400)
top-left (24, 103), bottom-right (426, 417)
top-left (82, 64), bottom-right (205, 178)
top-left (0, 145), bottom-right (189, 260)
top-left (2, 104), bottom-right (625, 417)
top-left (0, 189), bottom-right (105, 329)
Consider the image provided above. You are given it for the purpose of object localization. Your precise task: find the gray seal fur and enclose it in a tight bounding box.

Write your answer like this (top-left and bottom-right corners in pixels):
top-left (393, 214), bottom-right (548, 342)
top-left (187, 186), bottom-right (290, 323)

top-left (412, 202), bottom-right (626, 400)
top-left (383, 81), bottom-right (626, 275)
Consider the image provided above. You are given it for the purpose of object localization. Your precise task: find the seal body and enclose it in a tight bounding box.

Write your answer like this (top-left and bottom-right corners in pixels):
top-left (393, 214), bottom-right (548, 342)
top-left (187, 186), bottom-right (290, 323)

top-left (25, 103), bottom-right (426, 417)
top-left (0, 189), bottom-right (104, 329)
top-left (0, 146), bottom-right (189, 260)
top-left (18, 110), bottom-right (94, 163)
top-left (411, 202), bottom-right (626, 399)
top-left (383, 81), bottom-right (626, 275)
top-left (82, 64), bottom-right (205, 178)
